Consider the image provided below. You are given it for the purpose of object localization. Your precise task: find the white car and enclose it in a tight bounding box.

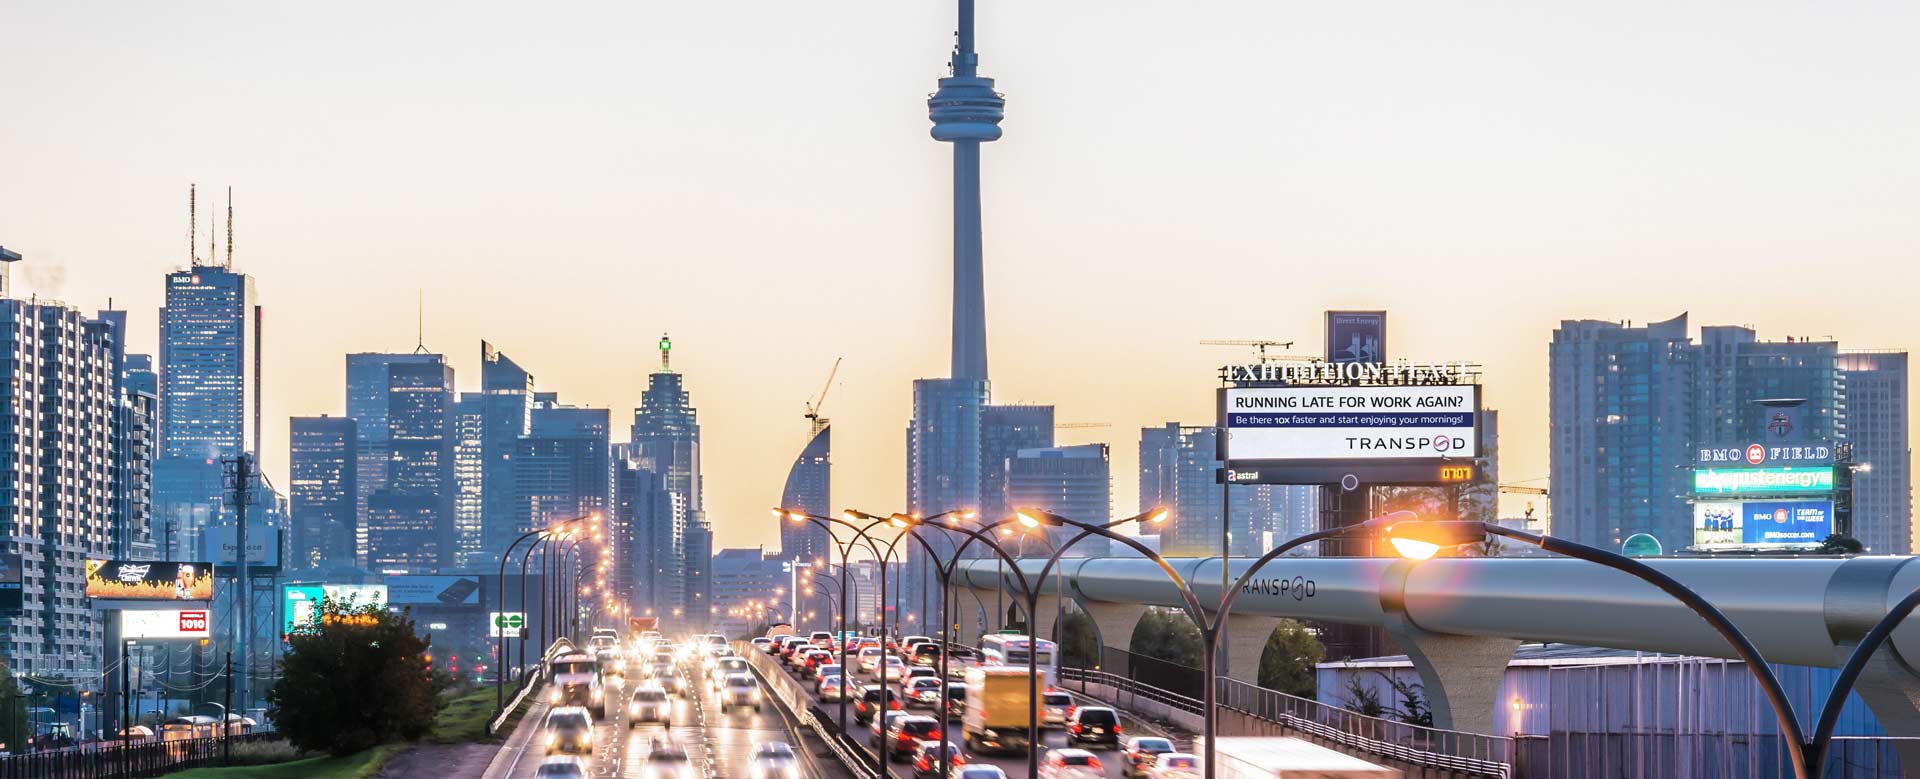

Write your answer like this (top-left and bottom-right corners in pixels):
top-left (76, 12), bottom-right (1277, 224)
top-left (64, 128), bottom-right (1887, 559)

top-left (819, 674), bottom-right (847, 702)
top-left (856, 646), bottom-right (884, 673)
top-left (535, 755), bottom-right (589, 779)
top-left (749, 741), bottom-right (801, 779)
top-left (640, 737), bottom-right (697, 779)
top-left (903, 676), bottom-right (943, 707)
top-left (878, 656), bottom-right (907, 681)
top-left (721, 673), bottom-right (762, 712)
top-left (1146, 752), bottom-right (1201, 779)
top-left (956, 768), bottom-right (1010, 779)
top-left (1040, 749), bottom-right (1105, 779)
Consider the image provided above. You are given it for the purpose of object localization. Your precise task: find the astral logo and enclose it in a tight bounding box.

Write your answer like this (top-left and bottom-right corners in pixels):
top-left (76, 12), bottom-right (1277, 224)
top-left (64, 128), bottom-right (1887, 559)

top-left (1242, 575), bottom-right (1315, 601)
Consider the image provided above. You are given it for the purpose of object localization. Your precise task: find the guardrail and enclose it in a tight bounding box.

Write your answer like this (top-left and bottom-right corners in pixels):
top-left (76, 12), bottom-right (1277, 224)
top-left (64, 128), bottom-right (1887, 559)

top-left (489, 643), bottom-right (567, 737)
top-left (736, 642), bottom-right (878, 779)
top-left (0, 733), bottom-right (279, 779)
top-left (1059, 666), bottom-right (1513, 778)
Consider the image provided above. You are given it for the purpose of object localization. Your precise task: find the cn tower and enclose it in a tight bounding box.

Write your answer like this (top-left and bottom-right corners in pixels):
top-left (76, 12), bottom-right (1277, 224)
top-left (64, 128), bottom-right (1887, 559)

top-left (928, 0), bottom-right (1004, 382)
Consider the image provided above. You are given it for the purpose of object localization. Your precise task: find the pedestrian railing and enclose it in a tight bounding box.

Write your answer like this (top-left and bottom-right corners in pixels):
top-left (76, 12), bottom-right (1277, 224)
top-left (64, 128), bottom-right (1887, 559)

top-left (0, 733), bottom-right (279, 779)
top-left (1059, 666), bottom-right (1514, 778)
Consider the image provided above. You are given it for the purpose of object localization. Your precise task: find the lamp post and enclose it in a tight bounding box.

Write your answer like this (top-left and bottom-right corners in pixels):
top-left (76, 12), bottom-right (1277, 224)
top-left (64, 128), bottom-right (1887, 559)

top-left (1384, 520), bottom-right (1840, 777)
top-left (518, 533), bottom-right (551, 677)
top-left (777, 509), bottom-right (894, 751)
top-left (496, 518), bottom-right (589, 715)
top-left (1010, 508), bottom-right (1173, 779)
top-left (892, 512), bottom-right (1034, 779)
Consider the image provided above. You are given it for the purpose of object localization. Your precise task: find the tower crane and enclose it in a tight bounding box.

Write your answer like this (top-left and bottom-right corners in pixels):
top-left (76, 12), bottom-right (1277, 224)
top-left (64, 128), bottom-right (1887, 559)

top-left (1054, 422), bottom-right (1109, 431)
top-left (1201, 339), bottom-right (1296, 362)
top-left (804, 358), bottom-right (842, 436)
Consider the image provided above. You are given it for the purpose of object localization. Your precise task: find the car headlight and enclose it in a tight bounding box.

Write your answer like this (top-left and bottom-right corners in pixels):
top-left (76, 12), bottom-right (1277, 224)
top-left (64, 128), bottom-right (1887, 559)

top-left (753, 690), bottom-right (763, 701)
top-left (630, 704), bottom-right (641, 716)
top-left (582, 731), bottom-right (592, 744)
top-left (549, 690), bottom-right (561, 704)
top-left (546, 734), bottom-right (558, 747)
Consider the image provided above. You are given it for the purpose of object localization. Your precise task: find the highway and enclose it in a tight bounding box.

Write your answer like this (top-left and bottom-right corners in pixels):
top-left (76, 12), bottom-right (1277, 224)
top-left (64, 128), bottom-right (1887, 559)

top-left (489, 650), bottom-right (830, 779)
top-left (753, 642), bottom-right (1189, 779)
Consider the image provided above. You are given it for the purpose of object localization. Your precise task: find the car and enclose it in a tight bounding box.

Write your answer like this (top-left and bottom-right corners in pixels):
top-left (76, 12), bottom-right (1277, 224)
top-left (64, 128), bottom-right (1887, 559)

top-left (909, 641), bottom-right (944, 667)
top-left (779, 637), bottom-right (811, 664)
top-left (903, 676), bottom-right (944, 708)
top-left (1042, 691), bottom-right (1074, 728)
top-left (1066, 706), bottom-right (1122, 748)
top-left (902, 666), bottom-right (939, 687)
top-left (720, 673), bottom-right (762, 711)
top-left (1145, 752), bottom-right (1200, 779)
top-left (710, 656), bottom-right (750, 688)
top-left (639, 737), bottom-right (697, 779)
top-left (911, 740), bottom-right (965, 779)
top-left (1040, 748), bottom-right (1105, 779)
top-left (628, 685), bottom-right (672, 726)
top-left (808, 630), bottom-right (835, 647)
top-left (541, 706), bottom-right (594, 755)
top-left (750, 637), bottom-right (774, 652)
top-left (657, 670), bottom-right (688, 697)
top-left (798, 650), bottom-right (833, 680)
top-left (1122, 736), bottom-right (1178, 777)
top-left (897, 635), bottom-right (933, 653)
top-left (649, 653), bottom-right (676, 679)
top-left (855, 646), bottom-right (884, 673)
top-left (877, 714), bottom-right (943, 761)
top-left (749, 741), bottom-right (800, 779)
top-left (878, 656), bottom-right (907, 681)
top-left (535, 755), bottom-right (589, 779)
top-left (819, 673), bottom-right (848, 701)
top-left (853, 685), bottom-right (902, 725)
top-left (813, 664), bottom-right (843, 691)
top-left (956, 767), bottom-right (1009, 779)
top-left (944, 647), bottom-right (981, 680)
top-left (942, 682), bottom-right (966, 720)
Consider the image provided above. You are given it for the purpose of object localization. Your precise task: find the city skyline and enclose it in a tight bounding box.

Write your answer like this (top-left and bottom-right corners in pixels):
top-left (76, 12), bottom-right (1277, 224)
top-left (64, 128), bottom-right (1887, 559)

top-left (6, 2), bottom-right (1920, 552)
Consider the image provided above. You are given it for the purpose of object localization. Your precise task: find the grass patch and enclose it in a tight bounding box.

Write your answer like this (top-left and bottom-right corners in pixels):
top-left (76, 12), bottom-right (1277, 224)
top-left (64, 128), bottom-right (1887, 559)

top-left (429, 686), bottom-right (503, 744)
top-left (156, 744), bottom-right (401, 779)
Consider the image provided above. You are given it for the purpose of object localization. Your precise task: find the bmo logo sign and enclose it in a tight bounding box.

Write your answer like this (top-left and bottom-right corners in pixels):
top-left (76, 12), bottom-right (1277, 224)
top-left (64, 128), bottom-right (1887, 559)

top-left (121, 608), bottom-right (213, 639)
top-left (1747, 444), bottom-right (1767, 465)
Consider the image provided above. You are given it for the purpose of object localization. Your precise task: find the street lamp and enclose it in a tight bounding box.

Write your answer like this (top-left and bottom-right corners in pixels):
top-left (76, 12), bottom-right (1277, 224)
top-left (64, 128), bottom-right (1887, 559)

top-left (1377, 519), bottom-right (1915, 778)
top-left (497, 515), bottom-right (591, 714)
top-left (777, 508), bottom-right (895, 753)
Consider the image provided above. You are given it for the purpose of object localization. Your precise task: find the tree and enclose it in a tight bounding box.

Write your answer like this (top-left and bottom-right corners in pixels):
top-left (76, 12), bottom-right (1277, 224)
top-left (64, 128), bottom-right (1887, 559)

top-left (1342, 675), bottom-right (1384, 718)
top-left (1127, 608), bottom-right (1203, 668)
top-left (1382, 673), bottom-right (1432, 726)
top-left (267, 597), bottom-right (449, 756)
top-left (1817, 534), bottom-right (1865, 555)
top-left (1256, 620), bottom-right (1324, 698)
top-left (1058, 610), bottom-right (1101, 670)
top-left (0, 659), bottom-right (24, 752)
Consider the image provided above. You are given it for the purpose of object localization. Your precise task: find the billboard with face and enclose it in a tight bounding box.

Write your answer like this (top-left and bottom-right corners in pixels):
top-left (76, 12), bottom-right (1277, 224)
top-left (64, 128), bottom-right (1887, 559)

top-left (85, 560), bottom-right (215, 601)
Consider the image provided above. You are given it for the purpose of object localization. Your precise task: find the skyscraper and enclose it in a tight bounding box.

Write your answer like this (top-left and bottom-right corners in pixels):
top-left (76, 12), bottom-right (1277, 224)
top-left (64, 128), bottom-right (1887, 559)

top-left (1550, 315), bottom-right (1698, 552)
top-left (480, 341), bottom-right (534, 567)
top-left (97, 309), bottom-right (157, 560)
top-left (366, 355), bottom-right (455, 573)
top-left (0, 265), bottom-right (126, 675)
top-left (1008, 444), bottom-right (1112, 556)
top-left (345, 352), bottom-right (439, 564)
top-left (156, 260), bottom-right (261, 561)
top-left (905, 378), bottom-right (987, 625)
top-left (779, 424), bottom-right (831, 563)
top-left (452, 394), bottom-right (485, 569)
top-left (1137, 423), bottom-right (1268, 556)
top-left (980, 405), bottom-right (1054, 524)
top-left (289, 415), bottom-right (357, 571)
top-left (1839, 353), bottom-right (1911, 554)
top-left (617, 456), bottom-right (685, 623)
top-left (630, 335), bottom-right (707, 627)
top-left (515, 394), bottom-right (610, 538)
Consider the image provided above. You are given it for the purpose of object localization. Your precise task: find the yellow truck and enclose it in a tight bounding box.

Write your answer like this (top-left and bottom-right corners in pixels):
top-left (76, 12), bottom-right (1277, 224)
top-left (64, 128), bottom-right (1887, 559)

top-left (962, 665), bottom-right (1034, 756)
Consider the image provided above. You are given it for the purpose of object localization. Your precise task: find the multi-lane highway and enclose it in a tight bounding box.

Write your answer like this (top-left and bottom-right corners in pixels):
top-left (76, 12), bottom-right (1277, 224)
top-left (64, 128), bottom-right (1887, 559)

top-left (488, 648), bottom-right (832, 779)
top-left (753, 641), bottom-right (1190, 779)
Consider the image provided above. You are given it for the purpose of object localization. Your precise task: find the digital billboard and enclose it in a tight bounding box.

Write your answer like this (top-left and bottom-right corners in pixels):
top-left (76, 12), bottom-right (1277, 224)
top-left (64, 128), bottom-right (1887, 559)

top-left (385, 576), bottom-right (481, 606)
top-left (1325, 311), bottom-right (1386, 364)
top-left (282, 584), bottom-right (325, 637)
top-left (84, 560), bottom-right (214, 601)
top-left (120, 608), bottom-right (213, 640)
top-left (1692, 466), bottom-right (1836, 496)
top-left (1222, 385), bottom-right (1478, 462)
top-left (205, 525), bottom-right (281, 570)
top-left (1694, 500), bottom-right (1833, 549)
top-left (324, 583), bottom-right (388, 608)
top-left (0, 552), bottom-right (21, 612)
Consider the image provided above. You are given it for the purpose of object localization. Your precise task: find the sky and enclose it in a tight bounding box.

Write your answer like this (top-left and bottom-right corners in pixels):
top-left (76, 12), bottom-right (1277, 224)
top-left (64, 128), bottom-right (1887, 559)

top-left (3, 1), bottom-right (1918, 552)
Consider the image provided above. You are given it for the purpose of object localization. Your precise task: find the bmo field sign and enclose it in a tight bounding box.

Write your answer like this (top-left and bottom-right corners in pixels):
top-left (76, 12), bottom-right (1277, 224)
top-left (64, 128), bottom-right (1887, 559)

top-left (1221, 385), bottom-right (1480, 462)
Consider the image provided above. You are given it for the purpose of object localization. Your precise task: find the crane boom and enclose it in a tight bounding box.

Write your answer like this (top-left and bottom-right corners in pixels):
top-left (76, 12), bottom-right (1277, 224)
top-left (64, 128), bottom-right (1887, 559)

top-left (804, 358), bottom-right (843, 434)
top-left (1201, 339), bottom-right (1295, 362)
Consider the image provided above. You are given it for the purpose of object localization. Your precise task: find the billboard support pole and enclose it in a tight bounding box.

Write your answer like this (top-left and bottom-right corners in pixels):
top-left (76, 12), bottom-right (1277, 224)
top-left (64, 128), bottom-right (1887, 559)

top-left (121, 639), bottom-right (130, 771)
top-left (222, 650), bottom-right (233, 766)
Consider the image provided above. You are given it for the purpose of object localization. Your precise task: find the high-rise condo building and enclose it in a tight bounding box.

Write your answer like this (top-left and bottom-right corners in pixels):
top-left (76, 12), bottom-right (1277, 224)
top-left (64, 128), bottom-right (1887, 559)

top-left (1008, 444), bottom-right (1112, 556)
top-left (289, 415), bottom-right (357, 571)
top-left (345, 352), bottom-right (439, 564)
top-left (779, 424), bottom-right (831, 563)
top-left (366, 355), bottom-right (455, 573)
top-left (480, 341), bottom-right (534, 567)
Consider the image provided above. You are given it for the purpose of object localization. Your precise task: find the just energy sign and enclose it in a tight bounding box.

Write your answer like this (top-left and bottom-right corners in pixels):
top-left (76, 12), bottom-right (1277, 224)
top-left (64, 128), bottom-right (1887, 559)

top-left (1222, 385), bottom-right (1479, 462)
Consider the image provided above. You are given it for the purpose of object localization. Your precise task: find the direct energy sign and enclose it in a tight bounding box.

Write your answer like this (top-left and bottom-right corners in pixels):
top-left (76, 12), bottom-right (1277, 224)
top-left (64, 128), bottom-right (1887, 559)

top-left (1692, 467), bottom-right (1835, 496)
top-left (1222, 386), bottom-right (1478, 462)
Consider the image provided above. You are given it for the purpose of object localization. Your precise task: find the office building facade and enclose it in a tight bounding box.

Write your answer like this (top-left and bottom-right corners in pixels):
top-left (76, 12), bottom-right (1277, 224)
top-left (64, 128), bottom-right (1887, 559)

top-left (289, 415), bottom-right (358, 571)
top-left (1008, 444), bottom-right (1112, 556)
top-left (1839, 353), bottom-right (1912, 554)
top-left (480, 342), bottom-right (534, 568)
top-left (365, 355), bottom-right (455, 573)
top-left (779, 424), bottom-right (831, 563)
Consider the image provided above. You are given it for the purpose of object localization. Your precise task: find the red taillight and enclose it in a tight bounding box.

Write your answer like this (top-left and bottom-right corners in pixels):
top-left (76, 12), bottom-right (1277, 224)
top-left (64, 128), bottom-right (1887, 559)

top-left (1114, 724), bottom-right (1123, 734)
top-left (1088, 757), bottom-right (1104, 770)
top-left (1072, 724), bottom-right (1083, 734)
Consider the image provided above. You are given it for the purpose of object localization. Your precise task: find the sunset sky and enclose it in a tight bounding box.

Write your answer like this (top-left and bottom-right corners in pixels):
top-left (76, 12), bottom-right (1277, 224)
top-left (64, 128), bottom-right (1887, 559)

top-left (3, 2), bottom-right (1917, 551)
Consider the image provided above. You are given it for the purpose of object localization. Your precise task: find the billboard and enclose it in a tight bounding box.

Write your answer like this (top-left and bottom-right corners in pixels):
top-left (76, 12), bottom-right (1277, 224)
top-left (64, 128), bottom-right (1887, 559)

top-left (84, 560), bottom-right (214, 601)
top-left (120, 608), bottom-right (213, 640)
top-left (283, 584), bottom-right (325, 637)
top-left (1694, 500), bottom-right (1834, 549)
top-left (1325, 311), bottom-right (1386, 364)
top-left (489, 612), bottom-right (527, 638)
top-left (384, 576), bottom-right (481, 606)
top-left (323, 583), bottom-right (388, 608)
top-left (1692, 466), bottom-right (1835, 496)
top-left (205, 525), bottom-right (281, 570)
top-left (1222, 385), bottom-right (1478, 462)
top-left (0, 552), bottom-right (20, 612)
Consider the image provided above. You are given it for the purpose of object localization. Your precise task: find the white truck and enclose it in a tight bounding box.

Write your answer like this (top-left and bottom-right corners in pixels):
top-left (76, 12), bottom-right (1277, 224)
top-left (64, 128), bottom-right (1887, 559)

top-left (962, 666), bottom-right (1034, 756)
top-left (1203, 736), bottom-right (1400, 779)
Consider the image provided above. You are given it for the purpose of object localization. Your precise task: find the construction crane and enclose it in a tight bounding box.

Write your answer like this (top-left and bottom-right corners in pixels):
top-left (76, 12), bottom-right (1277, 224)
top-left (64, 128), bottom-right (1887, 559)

top-left (804, 358), bottom-right (842, 436)
top-left (1201, 339), bottom-right (1296, 362)
top-left (1054, 422), bottom-right (1109, 430)
top-left (1498, 484), bottom-right (1548, 496)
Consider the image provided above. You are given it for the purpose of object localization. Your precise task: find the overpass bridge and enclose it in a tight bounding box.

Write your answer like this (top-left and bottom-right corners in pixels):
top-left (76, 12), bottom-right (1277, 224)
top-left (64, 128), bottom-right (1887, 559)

top-left (949, 554), bottom-right (1920, 762)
